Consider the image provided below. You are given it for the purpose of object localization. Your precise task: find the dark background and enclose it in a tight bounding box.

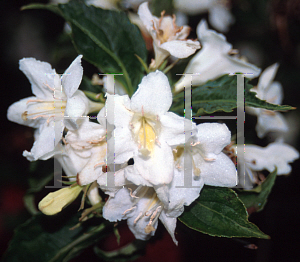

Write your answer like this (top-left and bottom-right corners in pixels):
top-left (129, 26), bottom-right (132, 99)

top-left (1, 0), bottom-right (300, 261)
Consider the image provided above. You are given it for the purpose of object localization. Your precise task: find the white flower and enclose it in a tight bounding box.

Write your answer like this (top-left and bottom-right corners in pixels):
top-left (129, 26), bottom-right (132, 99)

top-left (62, 119), bottom-right (107, 186)
top-left (102, 175), bottom-right (203, 245)
top-left (7, 55), bottom-right (100, 161)
top-left (246, 63), bottom-right (289, 138)
top-left (173, 122), bottom-right (237, 187)
top-left (174, 20), bottom-right (261, 93)
top-left (174, 0), bottom-right (235, 32)
top-left (138, 2), bottom-right (200, 69)
top-left (236, 142), bottom-right (299, 187)
top-left (101, 70), bottom-right (196, 186)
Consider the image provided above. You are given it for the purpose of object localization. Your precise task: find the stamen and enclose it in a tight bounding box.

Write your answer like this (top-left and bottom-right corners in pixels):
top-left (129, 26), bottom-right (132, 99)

top-left (159, 11), bottom-right (165, 27)
top-left (122, 206), bottom-right (136, 216)
top-left (134, 211), bottom-right (143, 224)
top-left (228, 49), bottom-right (239, 55)
top-left (132, 185), bottom-right (143, 197)
top-left (31, 114), bottom-right (52, 120)
top-left (155, 138), bottom-right (161, 146)
top-left (204, 158), bottom-right (216, 161)
top-left (26, 99), bottom-right (51, 105)
top-left (43, 83), bottom-right (55, 91)
top-left (46, 115), bottom-right (55, 124)
top-left (88, 137), bottom-right (105, 144)
top-left (128, 188), bottom-right (139, 199)
top-left (191, 141), bottom-right (201, 146)
top-left (173, 148), bottom-right (178, 153)
top-left (94, 162), bottom-right (106, 169)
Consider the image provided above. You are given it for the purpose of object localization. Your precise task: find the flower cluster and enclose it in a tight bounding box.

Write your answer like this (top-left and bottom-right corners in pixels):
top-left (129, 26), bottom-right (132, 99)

top-left (7, 1), bottom-right (299, 248)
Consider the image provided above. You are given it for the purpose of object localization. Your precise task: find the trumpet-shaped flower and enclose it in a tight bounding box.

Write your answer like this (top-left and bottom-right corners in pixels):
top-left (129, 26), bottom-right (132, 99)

top-left (173, 122), bottom-right (237, 188)
top-left (138, 2), bottom-right (200, 69)
top-left (246, 63), bottom-right (289, 138)
top-left (7, 55), bottom-right (99, 161)
top-left (102, 173), bottom-right (203, 245)
top-left (174, 20), bottom-right (261, 92)
top-left (102, 121), bottom-right (237, 245)
top-left (101, 70), bottom-right (196, 186)
top-left (174, 0), bottom-right (235, 32)
top-left (236, 142), bottom-right (299, 187)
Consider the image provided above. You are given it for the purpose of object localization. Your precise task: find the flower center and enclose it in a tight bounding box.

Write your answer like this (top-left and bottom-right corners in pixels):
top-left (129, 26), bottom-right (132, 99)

top-left (153, 11), bottom-right (185, 45)
top-left (131, 114), bottom-right (160, 156)
top-left (22, 100), bottom-right (67, 123)
top-left (22, 81), bottom-right (67, 123)
top-left (123, 186), bottom-right (164, 234)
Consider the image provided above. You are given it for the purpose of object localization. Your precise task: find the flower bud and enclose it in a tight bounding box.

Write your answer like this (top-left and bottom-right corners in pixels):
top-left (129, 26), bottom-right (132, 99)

top-left (38, 185), bottom-right (82, 215)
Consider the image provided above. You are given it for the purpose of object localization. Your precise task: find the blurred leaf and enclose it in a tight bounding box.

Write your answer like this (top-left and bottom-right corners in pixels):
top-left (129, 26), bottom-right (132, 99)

top-left (179, 186), bottom-right (269, 239)
top-left (3, 212), bottom-right (109, 262)
top-left (24, 160), bottom-right (55, 215)
top-left (171, 75), bottom-right (295, 116)
top-left (237, 169), bottom-right (277, 213)
top-left (150, 0), bottom-right (174, 16)
top-left (94, 239), bottom-right (146, 262)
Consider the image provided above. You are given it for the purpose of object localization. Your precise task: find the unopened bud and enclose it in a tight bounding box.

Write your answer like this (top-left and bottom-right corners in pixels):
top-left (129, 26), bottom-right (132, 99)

top-left (38, 185), bottom-right (82, 215)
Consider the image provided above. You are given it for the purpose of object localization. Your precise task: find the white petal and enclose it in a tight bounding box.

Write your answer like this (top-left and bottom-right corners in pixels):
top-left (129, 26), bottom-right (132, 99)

top-left (196, 123), bottom-right (231, 159)
top-left (7, 96), bottom-right (41, 128)
top-left (160, 112), bottom-right (197, 146)
top-left (159, 212), bottom-right (178, 245)
top-left (87, 182), bottom-right (101, 206)
top-left (243, 143), bottom-right (299, 175)
top-left (195, 153), bottom-right (238, 187)
top-left (77, 145), bottom-right (106, 186)
top-left (98, 169), bottom-right (126, 196)
top-left (132, 142), bottom-right (174, 185)
top-left (137, 2), bottom-right (157, 32)
top-left (19, 58), bottom-right (56, 99)
top-left (113, 127), bottom-right (137, 164)
top-left (265, 81), bottom-right (283, 105)
top-left (102, 187), bottom-right (133, 222)
top-left (160, 40), bottom-right (200, 59)
top-left (65, 119), bottom-right (106, 148)
top-left (62, 55), bottom-right (83, 98)
top-left (23, 122), bottom-right (61, 161)
top-left (209, 5), bottom-right (235, 33)
top-left (174, 20), bottom-right (261, 92)
top-left (256, 112), bottom-right (289, 138)
top-left (257, 63), bottom-right (279, 93)
top-left (105, 94), bottom-right (133, 128)
top-left (131, 71), bottom-right (172, 115)
top-left (157, 167), bottom-right (204, 217)
top-left (197, 19), bottom-right (232, 53)
top-left (64, 90), bottom-right (90, 130)
top-left (125, 165), bottom-right (152, 187)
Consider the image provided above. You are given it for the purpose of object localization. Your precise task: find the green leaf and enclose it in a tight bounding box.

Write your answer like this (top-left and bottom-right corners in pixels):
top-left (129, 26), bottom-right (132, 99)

top-left (60, 0), bottom-right (147, 96)
top-left (179, 186), bottom-right (269, 239)
top-left (245, 84), bottom-right (295, 110)
top-left (171, 75), bottom-right (238, 116)
top-left (170, 75), bottom-right (295, 116)
top-left (3, 212), bottom-right (109, 262)
top-left (237, 169), bottom-right (277, 213)
top-left (94, 240), bottom-right (146, 262)
top-left (21, 3), bottom-right (60, 15)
